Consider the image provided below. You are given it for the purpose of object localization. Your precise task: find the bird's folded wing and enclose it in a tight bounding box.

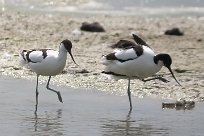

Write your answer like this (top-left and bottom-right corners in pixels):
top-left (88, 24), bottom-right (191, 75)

top-left (115, 48), bottom-right (139, 62)
top-left (104, 47), bottom-right (143, 63)
top-left (26, 50), bottom-right (45, 63)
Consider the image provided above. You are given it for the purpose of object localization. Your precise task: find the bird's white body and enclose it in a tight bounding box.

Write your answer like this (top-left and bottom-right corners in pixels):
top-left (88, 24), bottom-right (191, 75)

top-left (20, 44), bottom-right (68, 76)
top-left (19, 39), bottom-right (76, 113)
top-left (101, 34), bottom-right (181, 112)
top-left (101, 46), bottom-right (163, 79)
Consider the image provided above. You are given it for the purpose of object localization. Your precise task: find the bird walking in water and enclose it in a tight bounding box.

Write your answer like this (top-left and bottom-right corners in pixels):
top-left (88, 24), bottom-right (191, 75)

top-left (101, 34), bottom-right (181, 112)
top-left (20, 39), bottom-right (77, 113)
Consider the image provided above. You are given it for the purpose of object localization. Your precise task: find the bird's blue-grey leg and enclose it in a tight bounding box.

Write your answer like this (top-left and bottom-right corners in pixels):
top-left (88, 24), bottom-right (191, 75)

top-left (46, 76), bottom-right (63, 103)
top-left (142, 76), bottom-right (169, 83)
top-left (35, 75), bottom-right (39, 114)
top-left (127, 78), bottom-right (132, 112)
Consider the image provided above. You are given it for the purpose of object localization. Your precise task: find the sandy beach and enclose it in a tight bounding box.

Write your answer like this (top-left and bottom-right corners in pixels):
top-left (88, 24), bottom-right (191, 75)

top-left (0, 10), bottom-right (204, 102)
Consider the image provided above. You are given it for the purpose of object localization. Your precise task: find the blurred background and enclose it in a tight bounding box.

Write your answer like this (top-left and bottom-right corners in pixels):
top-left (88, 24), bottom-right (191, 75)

top-left (1, 0), bottom-right (204, 16)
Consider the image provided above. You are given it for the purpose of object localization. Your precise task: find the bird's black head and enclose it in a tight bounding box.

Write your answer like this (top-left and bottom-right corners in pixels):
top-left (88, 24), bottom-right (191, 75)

top-left (155, 53), bottom-right (172, 68)
top-left (61, 39), bottom-right (72, 51)
top-left (154, 53), bottom-right (181, 86)
top-left (61, 39), bottom-right (77, 65)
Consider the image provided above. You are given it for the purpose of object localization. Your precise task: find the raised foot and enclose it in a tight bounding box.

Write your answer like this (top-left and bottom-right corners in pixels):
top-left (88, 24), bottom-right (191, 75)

top-left (157, 76), bottom-right (169, 83)
top-left (142, 76), bottom-right (170, 83)
top-left (57, 91), bottom-right (63, 103)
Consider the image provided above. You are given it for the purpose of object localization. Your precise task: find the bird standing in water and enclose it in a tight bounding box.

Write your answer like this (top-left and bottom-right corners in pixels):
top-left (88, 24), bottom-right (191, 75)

top-left (20, 39), bottom-right (77, 113)
top-left (101, 34), bottom-right (181, 112)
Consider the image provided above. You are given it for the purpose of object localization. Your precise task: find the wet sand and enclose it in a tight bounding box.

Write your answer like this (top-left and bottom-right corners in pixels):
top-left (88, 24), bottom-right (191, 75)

top-left (0, 10), bottom-right (204, 102)
top-left (0, 76), bottom-right (204, 136)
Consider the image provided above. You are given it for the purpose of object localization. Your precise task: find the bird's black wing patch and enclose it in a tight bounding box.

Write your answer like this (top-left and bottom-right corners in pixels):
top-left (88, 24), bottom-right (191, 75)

top-left (40, 49), bottom-right (48, 59)
top-left (110, 40), bottom-right (136, 49)
top-left (132, 34), bottom-right (147, 45)
top-left (26, 50), bottom-right (36, 63)
top-left (133, 45), bottom-right (143, 56)
top-left (105, 45), bottom-right (143, 63)
top-left (105, 52), bottom-right (128, 62)
top-left (132, 34), bottom-right (151, 48)
top-left (102, 71), bottom-right (126, 76)
top-left (21, 50), bottom-right (27, 61)
top-left (25, 49), bottom-right (49, 63)
top-left (102, 71), bottom-right (140, 78)
top-left (106, 53), bottom-right (118, 60)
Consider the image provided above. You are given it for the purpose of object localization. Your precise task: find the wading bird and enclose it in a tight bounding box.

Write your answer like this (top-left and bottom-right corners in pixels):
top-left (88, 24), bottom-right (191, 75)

top-left (101, 34), bottom-right (181, 112)
top-left (20, 39), bottom-right (77, 113)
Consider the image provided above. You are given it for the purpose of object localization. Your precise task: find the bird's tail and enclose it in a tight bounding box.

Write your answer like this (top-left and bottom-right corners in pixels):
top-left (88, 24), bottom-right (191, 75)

top-left (19, 50), bottom-right (28, 66)
top-left (100, 55), bottom-right (113, 65)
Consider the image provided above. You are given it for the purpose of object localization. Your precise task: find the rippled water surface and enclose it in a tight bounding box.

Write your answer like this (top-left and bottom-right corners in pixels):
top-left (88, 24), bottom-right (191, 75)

top-left (0, 77), bottom-right (204, 136)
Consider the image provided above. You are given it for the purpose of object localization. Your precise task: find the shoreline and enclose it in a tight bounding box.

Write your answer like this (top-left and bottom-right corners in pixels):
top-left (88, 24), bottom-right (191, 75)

top-left (0, 10), bottom-right (204, 102)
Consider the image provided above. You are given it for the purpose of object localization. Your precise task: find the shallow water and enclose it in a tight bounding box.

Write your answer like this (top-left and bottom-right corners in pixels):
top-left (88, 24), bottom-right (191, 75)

top-left (0, 76), bottom-right (204, 136)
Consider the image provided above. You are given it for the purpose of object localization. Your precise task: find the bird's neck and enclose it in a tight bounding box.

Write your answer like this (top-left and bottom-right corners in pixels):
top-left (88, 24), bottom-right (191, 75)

top-left (58, 46), bottom-right (68, 60)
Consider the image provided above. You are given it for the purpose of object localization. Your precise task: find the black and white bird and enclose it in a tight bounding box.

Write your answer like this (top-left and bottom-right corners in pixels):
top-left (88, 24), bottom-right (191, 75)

top-left (20, 39), bottom-right (77, 113)
top-left (101, 34), bottom-right (181, 112)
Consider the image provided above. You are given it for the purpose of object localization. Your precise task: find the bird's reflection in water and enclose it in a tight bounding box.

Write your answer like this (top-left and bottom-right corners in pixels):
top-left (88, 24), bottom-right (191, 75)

top-left (101, 111), bottom-right (169, 136)
top-left (26, 109), bottom-right (64, 135)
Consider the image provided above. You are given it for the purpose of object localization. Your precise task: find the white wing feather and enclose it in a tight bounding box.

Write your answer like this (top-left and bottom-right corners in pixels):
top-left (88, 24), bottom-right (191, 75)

top-left (115, 48), bottom-right (138, 61)
top-left (27, 51), bottom-right (45, 63)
